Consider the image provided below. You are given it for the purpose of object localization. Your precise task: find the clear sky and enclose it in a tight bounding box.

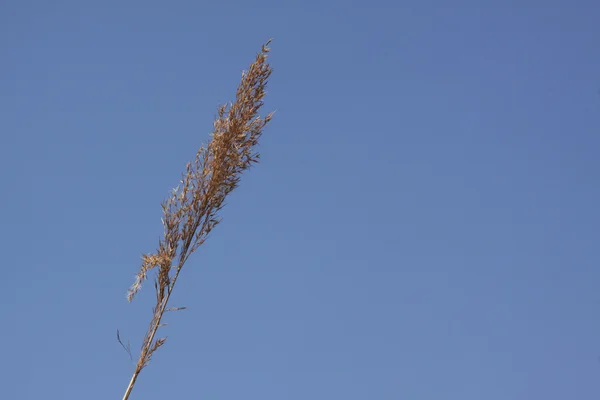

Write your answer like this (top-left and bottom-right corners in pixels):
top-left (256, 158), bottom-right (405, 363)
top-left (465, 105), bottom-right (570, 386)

top-left (2, 0), bottom-right (600, 399)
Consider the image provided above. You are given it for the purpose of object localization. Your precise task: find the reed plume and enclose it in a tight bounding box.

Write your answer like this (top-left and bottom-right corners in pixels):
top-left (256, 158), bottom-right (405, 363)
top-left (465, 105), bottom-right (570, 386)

top-left (121, 39), bottom-right (274, 400)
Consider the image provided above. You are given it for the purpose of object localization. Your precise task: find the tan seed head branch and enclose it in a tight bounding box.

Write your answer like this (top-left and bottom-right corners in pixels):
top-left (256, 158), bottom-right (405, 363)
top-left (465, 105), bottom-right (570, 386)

top-left (121, 39), bottom-right (274, 400)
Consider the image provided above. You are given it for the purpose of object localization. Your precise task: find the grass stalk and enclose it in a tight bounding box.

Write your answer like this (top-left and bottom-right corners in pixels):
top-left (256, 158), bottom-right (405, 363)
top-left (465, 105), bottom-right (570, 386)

top-left (121, 39), bottom-right (274, 400)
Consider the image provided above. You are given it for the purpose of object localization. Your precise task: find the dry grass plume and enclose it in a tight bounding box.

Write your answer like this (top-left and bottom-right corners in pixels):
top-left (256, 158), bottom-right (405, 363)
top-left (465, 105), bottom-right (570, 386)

top-left (121, 39), bottom-right (274, 400)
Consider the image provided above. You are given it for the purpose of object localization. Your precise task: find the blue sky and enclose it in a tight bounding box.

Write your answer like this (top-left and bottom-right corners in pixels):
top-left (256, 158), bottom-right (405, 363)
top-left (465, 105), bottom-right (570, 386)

top-left (2, 0), bottom-right (600, 398)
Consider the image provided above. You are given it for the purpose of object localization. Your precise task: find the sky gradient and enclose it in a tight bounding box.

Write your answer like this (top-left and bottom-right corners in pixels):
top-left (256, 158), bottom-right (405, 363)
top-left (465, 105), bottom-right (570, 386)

top-left (2, 0), bottom-right (600, 398)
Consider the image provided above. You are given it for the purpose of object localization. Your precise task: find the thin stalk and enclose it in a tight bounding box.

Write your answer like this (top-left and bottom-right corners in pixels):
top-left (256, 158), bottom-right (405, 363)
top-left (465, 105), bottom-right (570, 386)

top-left (122, 267), bottom-right (184, 400)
